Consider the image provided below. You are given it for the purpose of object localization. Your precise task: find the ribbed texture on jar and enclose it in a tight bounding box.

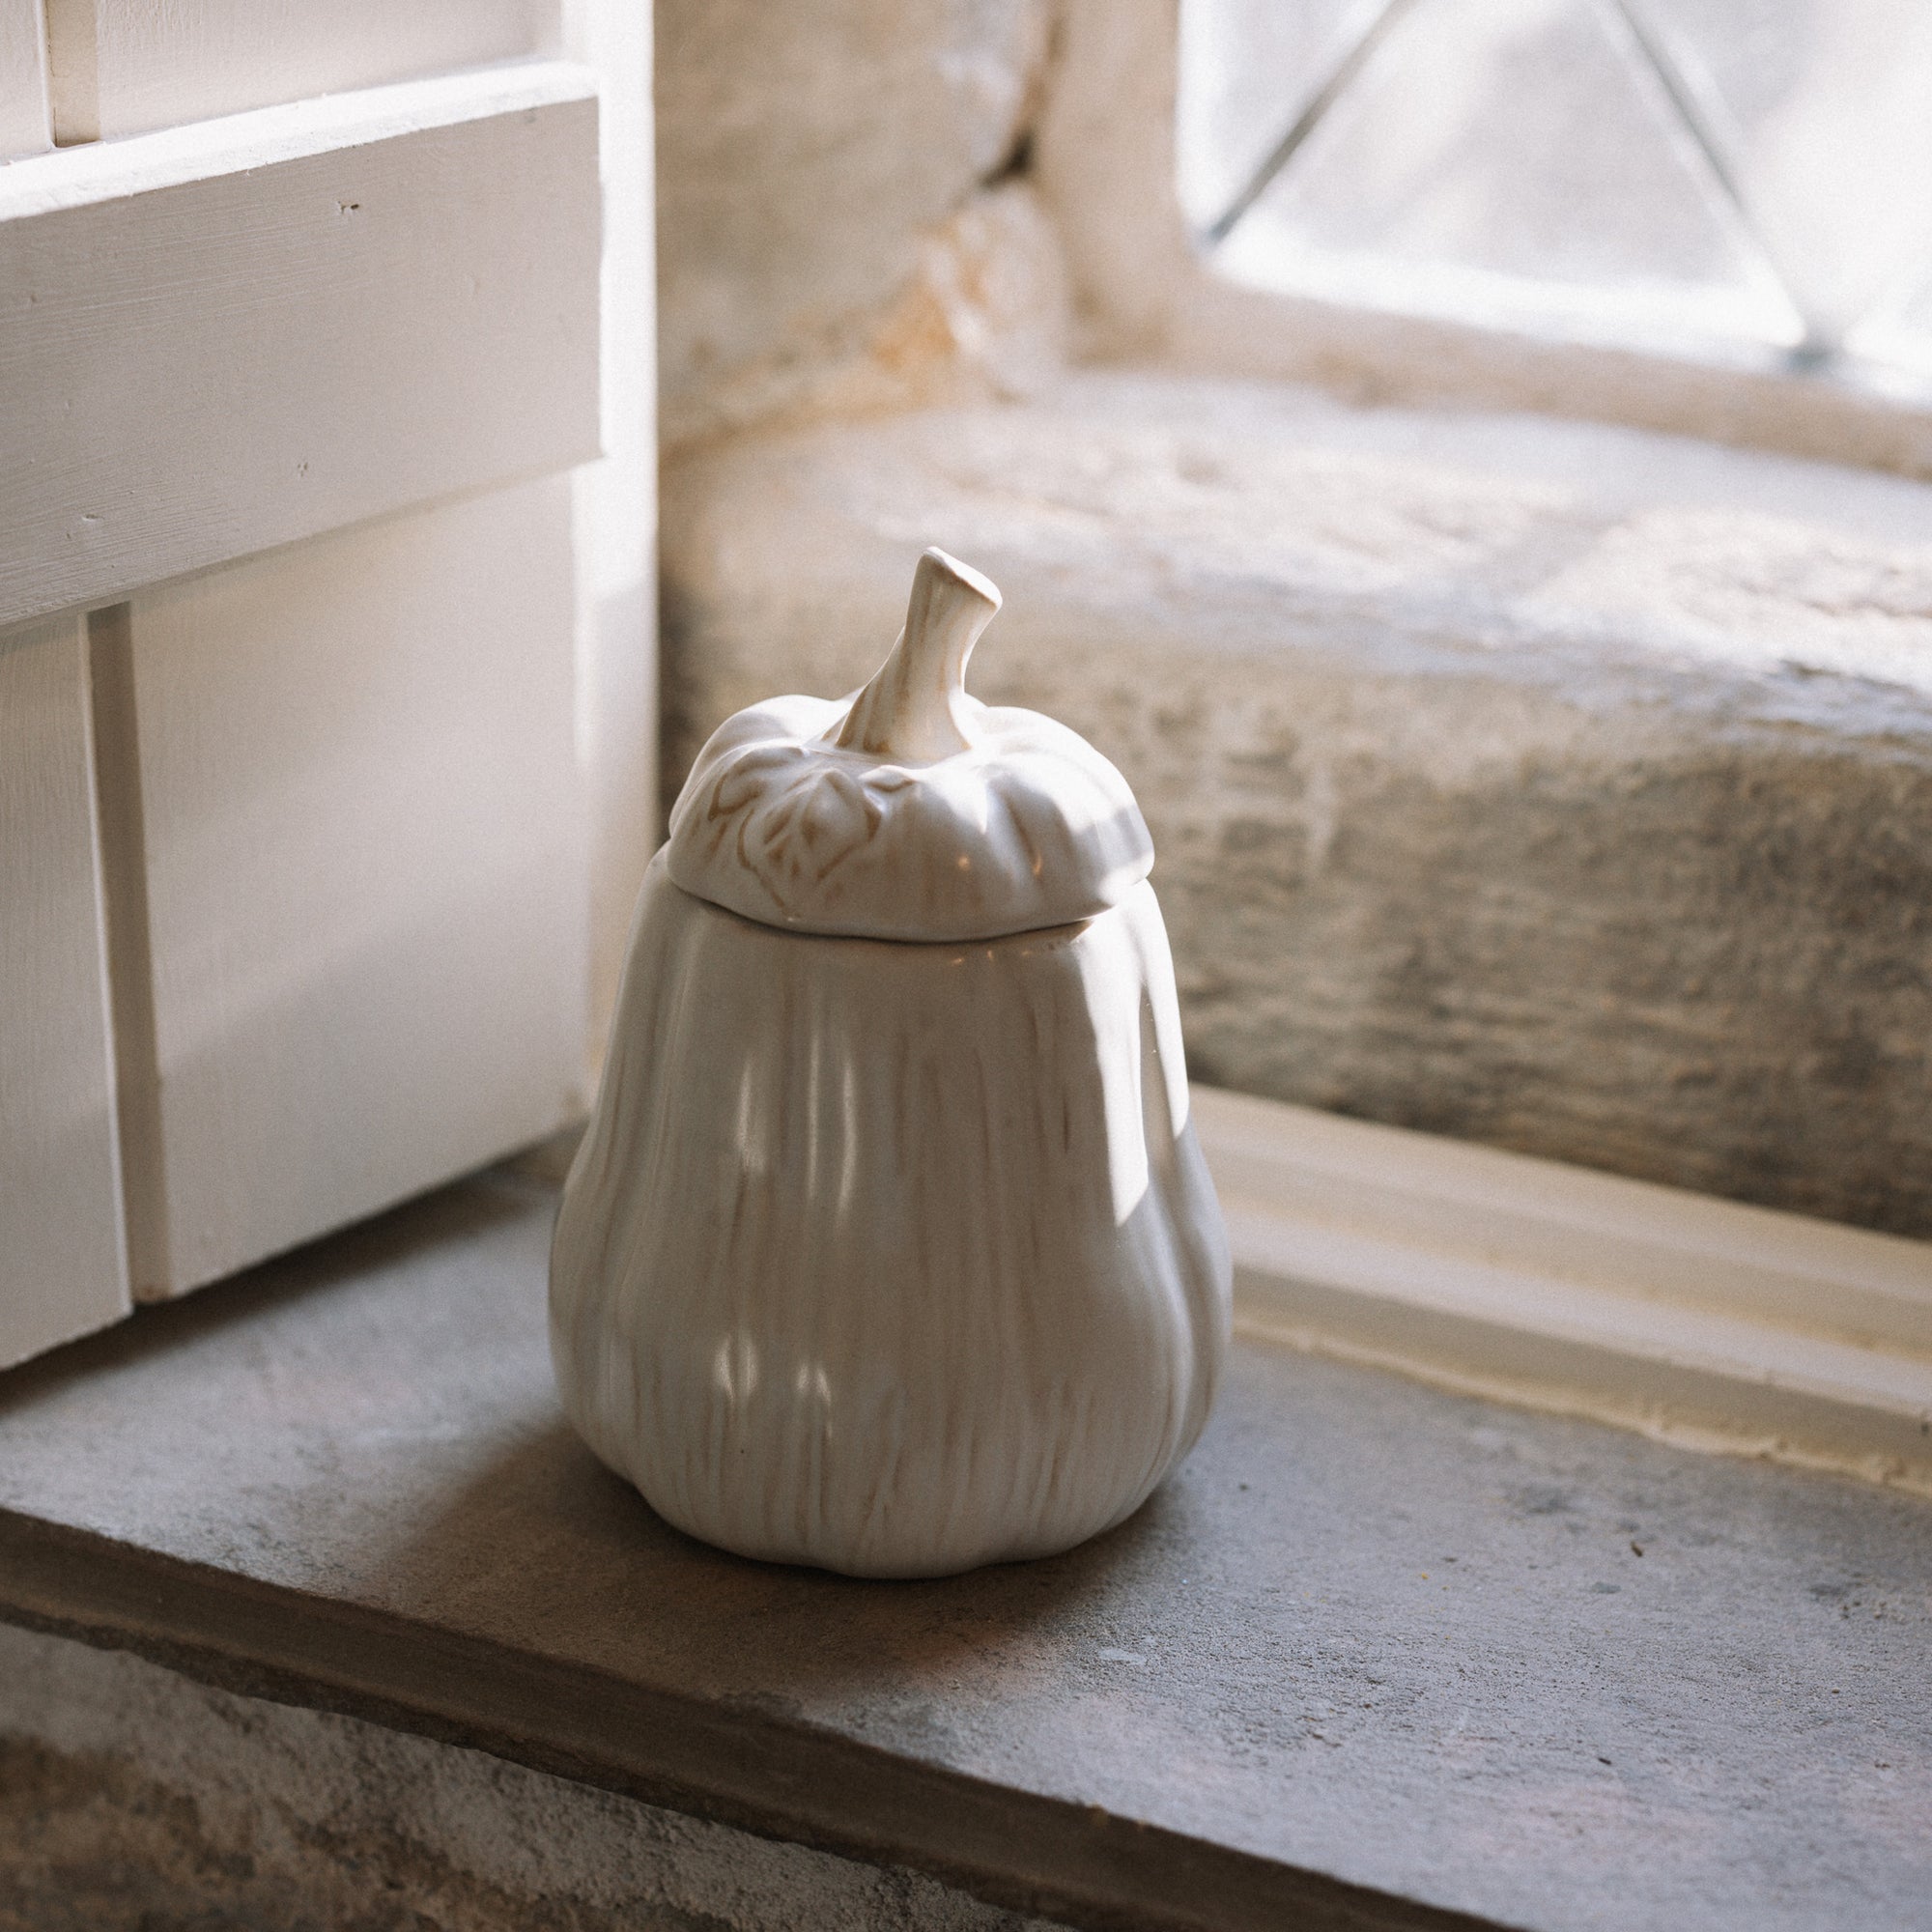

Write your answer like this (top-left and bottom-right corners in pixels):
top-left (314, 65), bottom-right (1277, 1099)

top-left (550, 854), bottom-right (1230, 1577)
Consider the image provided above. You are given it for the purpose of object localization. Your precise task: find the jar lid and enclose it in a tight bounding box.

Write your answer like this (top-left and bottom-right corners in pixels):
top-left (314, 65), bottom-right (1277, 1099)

top-left (665, 548), bottom-right (1154, 942)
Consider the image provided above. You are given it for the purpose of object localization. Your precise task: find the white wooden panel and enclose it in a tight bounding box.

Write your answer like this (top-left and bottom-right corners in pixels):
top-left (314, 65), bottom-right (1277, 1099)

top-left (43, 0), bottom-right (554, 143)
top-left (127, 479), bottom-right (587, 1297)
top-left (563, 0), bottom-right (659, 1054)
top-left (0, 0), bottom-right (49, 158)
top-left (0, 614), bottom-right (128, 1366)
top-left (0, 64), bottom-right (600, 632)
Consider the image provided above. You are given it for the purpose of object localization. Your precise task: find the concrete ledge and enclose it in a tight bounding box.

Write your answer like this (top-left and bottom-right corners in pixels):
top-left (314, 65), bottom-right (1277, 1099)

top-left (661, 372), bottom-right (1932, 1236)
top-left (0, 1172), bottom-right (1928, 1931)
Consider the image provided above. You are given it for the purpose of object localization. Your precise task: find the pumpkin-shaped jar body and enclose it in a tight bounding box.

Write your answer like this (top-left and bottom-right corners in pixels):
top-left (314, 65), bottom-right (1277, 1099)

top-left (551, 549), bottom-right (1232, 1577)
top-left (552, 856), bottom-right (1228, 1576)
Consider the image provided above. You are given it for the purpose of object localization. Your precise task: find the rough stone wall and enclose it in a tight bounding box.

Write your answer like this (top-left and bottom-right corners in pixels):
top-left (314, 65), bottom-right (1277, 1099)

top-left (650, 0), bottom-right (1932, 1237)
top-left (656, 0), bottom-right (1065, 451)
top-left (0, 1622), bottom-right (1064, 1932)
top-left (660, 374), bottom-right (1932, 1237)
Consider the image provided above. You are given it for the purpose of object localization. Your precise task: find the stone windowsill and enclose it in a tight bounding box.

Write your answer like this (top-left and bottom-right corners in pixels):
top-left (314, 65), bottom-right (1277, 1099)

top-left (1, 1164), bottom-right (1927, 1931)
top-left (661, 371), bottom-right (1932, 1238)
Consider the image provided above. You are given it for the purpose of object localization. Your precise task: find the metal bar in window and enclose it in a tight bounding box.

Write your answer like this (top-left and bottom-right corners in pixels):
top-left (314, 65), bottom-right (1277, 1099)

top-left (1201, 0), bottom-right (1421, 250)
top-left (1604, 0), bottom-right (1830, 363)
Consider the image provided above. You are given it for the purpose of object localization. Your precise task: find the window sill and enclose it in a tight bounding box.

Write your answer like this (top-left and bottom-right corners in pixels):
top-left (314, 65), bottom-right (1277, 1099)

top-left (1, 1167), bottom-right (1927, 1932)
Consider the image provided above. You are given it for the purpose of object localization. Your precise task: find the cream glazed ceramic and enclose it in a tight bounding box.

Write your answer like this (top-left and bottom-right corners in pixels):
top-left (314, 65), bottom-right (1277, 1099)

top-left (551, 549), bottom-right (1231, 1577)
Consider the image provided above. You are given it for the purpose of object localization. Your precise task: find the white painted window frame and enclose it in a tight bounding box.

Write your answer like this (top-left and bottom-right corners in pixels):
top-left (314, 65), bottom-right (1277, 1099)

top-left (1034, 0), bottom-right (1932, 1491)
top-left (1194, 1091), bottom-right (1932, 1496)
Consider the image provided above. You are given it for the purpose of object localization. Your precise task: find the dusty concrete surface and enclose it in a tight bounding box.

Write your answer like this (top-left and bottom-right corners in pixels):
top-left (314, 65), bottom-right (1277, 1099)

top-left (655, 0), bottom-right (1064, 450)
top-left (1, 1172), bottom-right (1928, 1932)
top-left (661, 373), bottom-right (1932, 1236)
top-left (0, 1624), bottom-right (1064, 1932)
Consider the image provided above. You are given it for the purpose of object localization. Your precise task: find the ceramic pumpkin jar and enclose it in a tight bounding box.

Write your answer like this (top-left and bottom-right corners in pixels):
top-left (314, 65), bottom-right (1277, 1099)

top-left (550, 548), bottom-right (1231, 1577)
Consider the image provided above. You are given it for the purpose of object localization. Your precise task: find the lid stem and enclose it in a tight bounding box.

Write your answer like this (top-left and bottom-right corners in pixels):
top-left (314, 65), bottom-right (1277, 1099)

top-left (835, 549), bottom-right (1002, 763)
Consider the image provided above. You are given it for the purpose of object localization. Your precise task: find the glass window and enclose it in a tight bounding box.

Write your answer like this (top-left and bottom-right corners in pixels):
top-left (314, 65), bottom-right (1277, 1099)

top-left (1179, 0), bottom-right (1932, 384)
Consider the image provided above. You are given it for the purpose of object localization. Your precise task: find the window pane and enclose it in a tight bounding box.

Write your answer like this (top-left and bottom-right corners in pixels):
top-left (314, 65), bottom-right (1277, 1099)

top-left (1646, 0), bottom-right (1932, 343)
top-left (1852, 274), bottom-right (1932, 384)
top-left (1203, 0), bottom-right (1801, 352)
top-left (1177, 0), bottom-right (1376, 231)
top-left (1181, 0), bottom-right (1932, 377)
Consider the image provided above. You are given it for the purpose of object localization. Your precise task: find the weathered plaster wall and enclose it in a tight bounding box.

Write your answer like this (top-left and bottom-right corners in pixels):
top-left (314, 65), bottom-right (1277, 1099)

top-left (0, 1621), bottom-right (1063, 1932)
top-left (655, 0), bottom-right (1065, 451)
top-left (661, 374), bottom-right (1932, 1236)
